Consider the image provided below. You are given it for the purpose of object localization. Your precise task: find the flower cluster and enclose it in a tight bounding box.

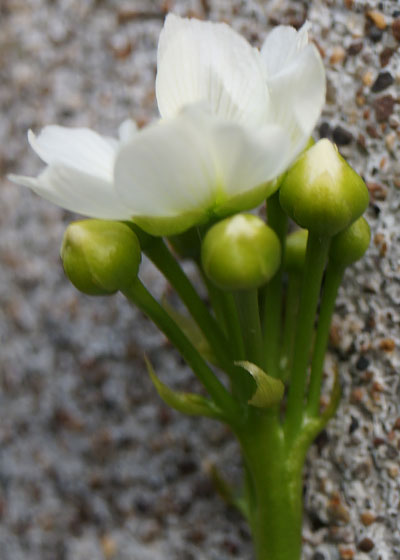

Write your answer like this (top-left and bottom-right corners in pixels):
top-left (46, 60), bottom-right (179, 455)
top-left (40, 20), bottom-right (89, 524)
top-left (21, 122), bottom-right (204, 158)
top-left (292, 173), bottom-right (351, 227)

top-left (10, 14), bottom-right (373, 560)
top-left (10, 14), bottom-right (325, 235)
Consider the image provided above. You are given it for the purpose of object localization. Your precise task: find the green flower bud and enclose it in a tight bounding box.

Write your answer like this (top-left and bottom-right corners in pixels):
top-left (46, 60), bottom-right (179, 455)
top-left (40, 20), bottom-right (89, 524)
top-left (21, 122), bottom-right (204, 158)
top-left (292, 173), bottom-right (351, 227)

top-left (279, 139), bottom-right (369, 236)
top-left (329, 216), bottom-right (370, 267)
top-left (201, 214), bottom-right (281, 291)
top-left (61, 220), bottom-right (141, 295)
top-left (264, 139), bottom-right (316, 205)
top-left (284, 229), bottom-right (308, 272)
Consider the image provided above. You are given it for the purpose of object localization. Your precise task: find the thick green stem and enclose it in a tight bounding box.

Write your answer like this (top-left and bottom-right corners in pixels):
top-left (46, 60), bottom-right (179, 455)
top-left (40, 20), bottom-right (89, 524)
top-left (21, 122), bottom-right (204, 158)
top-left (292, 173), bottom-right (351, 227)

top-left (306, 262), bottom-right (344, 416)
top-left (234, 289), bottom-right (263, 367)
top-left (144, 239), bottom-right (232, 366)
top-left (236, 410), bottom-right (304, 560)
top-left (262, 192), bottom-right (288, 377)
top-left (122, 278), bottom-right (238, 420)
top-left (284, 233), bottom-right (330, 443)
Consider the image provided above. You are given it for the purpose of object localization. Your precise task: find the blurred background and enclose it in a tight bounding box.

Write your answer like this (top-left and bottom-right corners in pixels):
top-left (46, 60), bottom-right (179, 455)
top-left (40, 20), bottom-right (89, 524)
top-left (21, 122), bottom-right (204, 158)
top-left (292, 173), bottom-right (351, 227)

top-left (0, 1), bottom-right (399, 558)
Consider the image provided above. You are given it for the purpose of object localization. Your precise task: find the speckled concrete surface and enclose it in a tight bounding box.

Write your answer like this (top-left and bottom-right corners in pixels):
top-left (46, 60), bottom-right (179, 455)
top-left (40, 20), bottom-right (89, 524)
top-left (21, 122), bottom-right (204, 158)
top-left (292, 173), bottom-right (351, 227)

top-left (1, 1), bottom-right (400, 559)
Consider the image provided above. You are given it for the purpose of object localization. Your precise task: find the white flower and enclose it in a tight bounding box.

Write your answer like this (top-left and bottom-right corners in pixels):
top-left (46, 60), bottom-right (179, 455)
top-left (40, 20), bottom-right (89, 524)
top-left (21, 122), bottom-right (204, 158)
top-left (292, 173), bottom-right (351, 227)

top-left (10, 14), bottom-right (325, 236)
top-left (9, 121), bottom-right (137, 219)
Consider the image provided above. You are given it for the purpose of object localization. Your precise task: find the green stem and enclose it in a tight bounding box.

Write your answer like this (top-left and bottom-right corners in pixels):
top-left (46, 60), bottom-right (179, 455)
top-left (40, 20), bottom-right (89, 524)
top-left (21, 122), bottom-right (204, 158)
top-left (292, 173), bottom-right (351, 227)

top-left (122, 278), bottom-right (238, 420)
top-left (266, 191), bottom-right (288, 246)
top-left (262, 192), bottom-right (288, 377)
top-left (144, 239), bottom-right (232, 366)
top-left (280, 273), bottom-right (300, 380)
top-left (200, 268), bottom-right (254, 402)
top-left (284, 233), bottom-right (330, 443)
top-left (219, 293), bottom-right (246, 360)
top-left (236, 410), bottom-right (304, 560)
top-left (306, 262), bottom-right (344, 417)
top-left (201, 271), bottom-right (228, 331)
top-left (234, 289), bottom-right (263, 367)
top-left (200, 270), bottom-right (245, 360)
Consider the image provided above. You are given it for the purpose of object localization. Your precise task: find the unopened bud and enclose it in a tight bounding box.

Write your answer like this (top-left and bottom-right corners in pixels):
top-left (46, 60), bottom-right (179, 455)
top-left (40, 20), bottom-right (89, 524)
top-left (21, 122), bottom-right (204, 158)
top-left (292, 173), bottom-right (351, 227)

top-left (329, 216), bottom-right (370, 267)
top-left (61, 220), bottom-right (141, 295)
top-left (284, 229), bottom-right (308, 272)
top-left (279, 139), bottom-right (369, 236)
top-left (201, 214), bottom-right (281, 291)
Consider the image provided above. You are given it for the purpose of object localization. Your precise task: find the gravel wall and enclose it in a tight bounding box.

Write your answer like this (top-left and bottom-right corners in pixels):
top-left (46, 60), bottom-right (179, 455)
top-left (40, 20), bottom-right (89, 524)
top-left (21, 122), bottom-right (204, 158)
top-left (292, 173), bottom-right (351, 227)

top-left (1, 1), bottom-right (399, 559)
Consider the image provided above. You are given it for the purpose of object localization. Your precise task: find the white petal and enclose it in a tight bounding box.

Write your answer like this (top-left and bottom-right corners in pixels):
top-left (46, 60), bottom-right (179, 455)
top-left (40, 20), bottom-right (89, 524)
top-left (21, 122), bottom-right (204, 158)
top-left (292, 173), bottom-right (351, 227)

top-left (260, 24), bottom-right (325, 164)
top-left (115, 107), bottom-right (218, 219)
top-left (9, 166), bottom-right (131, 220)
top-left (211, 122), bottom-right (290, 200)
top-left (118, 119), bottom-right (138, 142)
top-left (28, 126), bottom-right (117, 181)
top-left (267, 44), bottom-right (325, 159)
top-left (260, 23), bottom-right (311, 79)
top-left (115, 105), bottom-right (290, 228)
top-left (156, 14), bottom-right (269, 127)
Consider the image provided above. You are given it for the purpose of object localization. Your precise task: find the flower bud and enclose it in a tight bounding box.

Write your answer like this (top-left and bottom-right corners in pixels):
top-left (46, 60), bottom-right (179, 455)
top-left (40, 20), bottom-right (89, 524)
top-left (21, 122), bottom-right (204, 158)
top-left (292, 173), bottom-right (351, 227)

top-left (283, 229), bottom-right (308, 272)
top-left (201, 214), bottom-right (281, 291)
top-left (279, 139), bottom-right (369, 236)
top-left (329, 216), bottom-right (370, 267)
top-left (61, 220), bottom-right (141, 295)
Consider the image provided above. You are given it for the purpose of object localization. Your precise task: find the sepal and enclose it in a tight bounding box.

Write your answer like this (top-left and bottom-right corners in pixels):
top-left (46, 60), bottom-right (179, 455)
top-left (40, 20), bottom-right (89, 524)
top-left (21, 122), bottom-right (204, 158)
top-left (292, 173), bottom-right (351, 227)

top-left (235, 361), bottom-right (284, 408)
top-left (145, 357), bottom-right (224, 419)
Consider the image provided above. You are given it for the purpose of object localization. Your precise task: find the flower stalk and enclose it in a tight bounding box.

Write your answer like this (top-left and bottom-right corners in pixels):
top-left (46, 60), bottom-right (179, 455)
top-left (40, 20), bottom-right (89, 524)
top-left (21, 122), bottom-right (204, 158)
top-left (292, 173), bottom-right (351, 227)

top-left (306, 261), bottom-right (344, 416)
top-left (284, 233), bottom-right (331, 442)
top-left (262, 191), bottom-right (288, 377)
top-left (143, 237), bottom-right (233, 365)
top-left (234, 289), bottom-right (264, 367)
top-left (122, 278), bottom-right (240, 421)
